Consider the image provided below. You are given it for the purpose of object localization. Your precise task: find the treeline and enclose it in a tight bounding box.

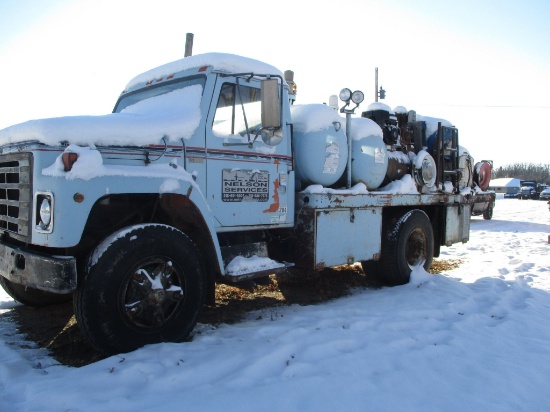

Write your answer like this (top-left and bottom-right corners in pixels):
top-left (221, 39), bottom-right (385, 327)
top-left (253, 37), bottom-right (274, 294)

top-left (492, 163), bottom-right (550, 184)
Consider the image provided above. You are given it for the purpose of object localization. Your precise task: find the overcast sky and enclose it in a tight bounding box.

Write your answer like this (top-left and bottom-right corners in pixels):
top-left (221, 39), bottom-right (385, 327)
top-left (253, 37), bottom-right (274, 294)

top-left (1, 0), bottom-right (549, 167)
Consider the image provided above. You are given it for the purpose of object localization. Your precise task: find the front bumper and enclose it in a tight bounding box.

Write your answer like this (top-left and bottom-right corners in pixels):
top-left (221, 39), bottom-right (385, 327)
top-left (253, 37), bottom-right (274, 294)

top-left (0, 241), bottom-right (77, 294)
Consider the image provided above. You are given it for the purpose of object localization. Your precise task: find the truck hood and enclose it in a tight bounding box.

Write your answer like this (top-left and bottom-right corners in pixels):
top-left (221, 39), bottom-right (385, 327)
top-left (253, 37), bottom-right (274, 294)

top-left (0, 85), bottom-right (202, 147)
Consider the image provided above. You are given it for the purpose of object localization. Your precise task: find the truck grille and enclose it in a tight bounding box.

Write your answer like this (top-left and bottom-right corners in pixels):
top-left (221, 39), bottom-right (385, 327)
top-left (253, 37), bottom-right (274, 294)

top-left (0, 152), bottom-right (32, 241)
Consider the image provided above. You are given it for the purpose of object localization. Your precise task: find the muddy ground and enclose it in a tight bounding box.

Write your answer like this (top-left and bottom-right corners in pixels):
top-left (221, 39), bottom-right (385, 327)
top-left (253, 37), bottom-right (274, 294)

top-left (2, 259), bottom-right (461, 367)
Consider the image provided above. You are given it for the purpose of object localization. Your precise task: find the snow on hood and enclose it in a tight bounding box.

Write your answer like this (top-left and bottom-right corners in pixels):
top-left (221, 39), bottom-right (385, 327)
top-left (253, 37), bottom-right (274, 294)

top-left (42, 144), bottom-right (197, 184)
top-left (126, 52), bottom-right (284, 91)
top-left (0, 85), bottom-right (203, 147)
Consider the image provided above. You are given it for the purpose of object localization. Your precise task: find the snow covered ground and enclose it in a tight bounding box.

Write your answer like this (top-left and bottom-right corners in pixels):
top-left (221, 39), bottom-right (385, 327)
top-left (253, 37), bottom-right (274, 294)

top-left (1, 196), bottom-right (549, 411)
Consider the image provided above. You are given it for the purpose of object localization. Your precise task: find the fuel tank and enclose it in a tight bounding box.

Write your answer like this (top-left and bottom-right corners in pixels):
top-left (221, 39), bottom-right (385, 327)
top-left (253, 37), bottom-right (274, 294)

top-left (350, 117), bottom-right (388, 190)
top-left (292, 104), bottom-right (348, 187)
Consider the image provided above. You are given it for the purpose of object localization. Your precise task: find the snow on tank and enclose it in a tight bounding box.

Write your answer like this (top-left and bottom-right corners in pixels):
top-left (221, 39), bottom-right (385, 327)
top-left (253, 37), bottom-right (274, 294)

top-left (291, 104), bottom-right (347, 188)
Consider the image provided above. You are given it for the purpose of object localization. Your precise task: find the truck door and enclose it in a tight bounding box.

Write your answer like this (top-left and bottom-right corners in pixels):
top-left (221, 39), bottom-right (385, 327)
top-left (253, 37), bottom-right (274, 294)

top-left (205, 76), bottom-right (292, 228)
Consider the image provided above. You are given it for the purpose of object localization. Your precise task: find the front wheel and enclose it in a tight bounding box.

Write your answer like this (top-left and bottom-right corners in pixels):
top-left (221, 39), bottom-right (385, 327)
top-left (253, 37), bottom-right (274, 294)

top-left (74, 224), bottom-right (206, 355)
top-left (363, 210), bottom-right (434, 286)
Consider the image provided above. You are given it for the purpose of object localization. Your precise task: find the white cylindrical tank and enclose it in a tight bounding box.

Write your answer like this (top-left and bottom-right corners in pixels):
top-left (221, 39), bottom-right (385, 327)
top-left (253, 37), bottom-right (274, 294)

top-left (350, 117), bottom-right (388, 190)
top-left (458, 146), bottom-right (474, 189)
top-left (291, 104), bottom-right (348, 187)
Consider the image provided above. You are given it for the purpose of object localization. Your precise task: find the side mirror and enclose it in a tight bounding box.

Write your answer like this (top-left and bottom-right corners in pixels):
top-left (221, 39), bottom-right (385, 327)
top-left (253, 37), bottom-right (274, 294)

top-left (260, 78), bottom-right (283, 146)
top-left (261, 79), bottom-right (281, 130)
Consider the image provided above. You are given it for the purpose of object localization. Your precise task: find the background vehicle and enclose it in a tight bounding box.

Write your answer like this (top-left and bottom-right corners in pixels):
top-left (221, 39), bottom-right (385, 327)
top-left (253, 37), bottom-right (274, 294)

top-left (518, 180), bottom-right (546, 200)
top-left (471, 191), bottom-right (496, 219)
top-left (0, 52), bottom-right (494, 355)
top-left (518, 185), bottom-right (535, 199)
top-left (539, 188), bottom-right (550, 201)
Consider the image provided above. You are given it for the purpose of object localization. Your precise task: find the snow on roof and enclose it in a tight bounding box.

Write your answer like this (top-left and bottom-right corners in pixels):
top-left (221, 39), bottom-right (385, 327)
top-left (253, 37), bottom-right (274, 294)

top-left (489, 177), bottom-right (521, 187)
top-left (125, 52), bottom-right (284, 91)
top-left (0, 53), bottom-right (285, 148)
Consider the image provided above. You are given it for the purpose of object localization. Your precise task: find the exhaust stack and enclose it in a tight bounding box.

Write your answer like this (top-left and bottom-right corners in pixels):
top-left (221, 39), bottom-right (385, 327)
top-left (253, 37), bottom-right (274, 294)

top-left (185, 33), bottom-right (194, 57)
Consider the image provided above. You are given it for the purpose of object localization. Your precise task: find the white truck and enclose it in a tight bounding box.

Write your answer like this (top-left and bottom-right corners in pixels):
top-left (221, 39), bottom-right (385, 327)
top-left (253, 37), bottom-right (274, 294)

top-left (0, 53), bottom-right (493, 355)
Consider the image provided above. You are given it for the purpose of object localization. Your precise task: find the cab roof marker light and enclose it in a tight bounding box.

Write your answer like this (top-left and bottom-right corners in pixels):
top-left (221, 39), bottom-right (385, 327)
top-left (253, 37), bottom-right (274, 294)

top-left (198, 66), bottom-right (209, 72)
top-left (62, 152), bottom-right (78, 172)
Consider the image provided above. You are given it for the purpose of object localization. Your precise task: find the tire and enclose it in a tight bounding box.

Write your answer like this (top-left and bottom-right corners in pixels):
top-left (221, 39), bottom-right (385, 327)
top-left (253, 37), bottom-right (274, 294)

top-left (74, 224), bottom-right (206, 355)
top-left (364, 210), bottom-right (434, 286)
top-left (0, 276), bottom-right (72, 307)
top-left (483, 206), bottom-right (493, 220)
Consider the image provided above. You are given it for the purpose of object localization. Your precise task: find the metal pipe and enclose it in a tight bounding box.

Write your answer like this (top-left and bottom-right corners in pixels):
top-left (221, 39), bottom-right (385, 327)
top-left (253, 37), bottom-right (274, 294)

top-left (346, 112), bottom-right (352, 188)
top-left (375, 67), bottom-right (378, 102)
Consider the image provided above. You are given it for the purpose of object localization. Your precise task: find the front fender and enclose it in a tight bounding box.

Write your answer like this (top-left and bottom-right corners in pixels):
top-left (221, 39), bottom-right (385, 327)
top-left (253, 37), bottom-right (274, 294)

top-left (32, 163), bottom-right (218, 251)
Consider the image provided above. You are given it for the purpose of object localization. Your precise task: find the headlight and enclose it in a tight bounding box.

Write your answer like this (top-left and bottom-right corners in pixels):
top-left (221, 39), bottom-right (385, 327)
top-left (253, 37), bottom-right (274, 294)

top-left (351, 90), bottom-right (364, 105)
top-left (35, 192), bottom-right (54, 233)
top-left (40, 198), bottom-right (51, 226)
top-left (339, 88), bottom-right (352, 103)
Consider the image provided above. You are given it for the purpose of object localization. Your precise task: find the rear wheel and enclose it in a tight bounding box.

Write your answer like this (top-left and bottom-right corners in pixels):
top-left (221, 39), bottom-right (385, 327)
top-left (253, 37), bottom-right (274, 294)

top-left (483, 205), bottom-right (493, 220)
top-left (362, 210), bottom-right (434, 286)
top-left (0, 276), bottom-right (71, 307)
top-left (74, 224), bottom-right (206, 355)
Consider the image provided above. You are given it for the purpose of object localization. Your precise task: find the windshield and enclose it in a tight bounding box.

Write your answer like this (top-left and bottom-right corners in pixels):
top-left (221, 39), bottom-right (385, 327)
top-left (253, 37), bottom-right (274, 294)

top-left (113, 75), bottom-right (206, 113)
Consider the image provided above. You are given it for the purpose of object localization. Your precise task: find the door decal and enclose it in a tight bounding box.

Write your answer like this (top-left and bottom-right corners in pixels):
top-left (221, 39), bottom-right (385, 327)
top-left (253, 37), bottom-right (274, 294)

top-left (222, 169), bottom-right (269, 202)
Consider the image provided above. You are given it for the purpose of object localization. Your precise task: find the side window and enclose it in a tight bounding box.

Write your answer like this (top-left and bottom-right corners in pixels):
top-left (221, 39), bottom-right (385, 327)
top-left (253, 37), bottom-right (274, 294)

top-left (213, 82), bottom-right (262, 138)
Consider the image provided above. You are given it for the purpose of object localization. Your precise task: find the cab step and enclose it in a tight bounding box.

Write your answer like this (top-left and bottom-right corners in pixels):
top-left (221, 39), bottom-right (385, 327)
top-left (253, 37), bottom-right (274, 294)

top-left (220, 242), bottom-right (294, 283)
